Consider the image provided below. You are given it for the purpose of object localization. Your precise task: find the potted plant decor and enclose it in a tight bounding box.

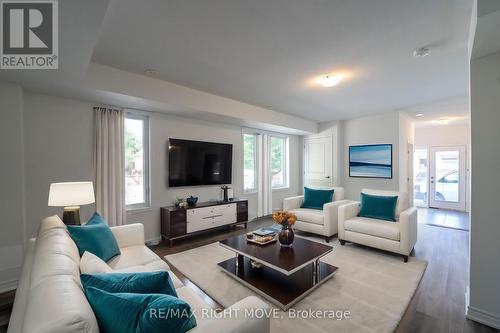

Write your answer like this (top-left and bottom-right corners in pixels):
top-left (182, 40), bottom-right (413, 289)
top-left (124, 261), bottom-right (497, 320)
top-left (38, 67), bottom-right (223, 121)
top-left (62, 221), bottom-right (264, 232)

top-left (272, 211), bottom-right (297, 247)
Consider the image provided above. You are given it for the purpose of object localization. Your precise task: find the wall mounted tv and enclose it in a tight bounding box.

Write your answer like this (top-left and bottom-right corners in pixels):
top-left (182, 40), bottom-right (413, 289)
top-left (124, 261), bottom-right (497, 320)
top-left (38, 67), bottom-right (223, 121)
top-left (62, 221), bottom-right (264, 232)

top-left (168, 139), bottom-right (233, 187)
top-left (349, 144), bottom-right (393, 179)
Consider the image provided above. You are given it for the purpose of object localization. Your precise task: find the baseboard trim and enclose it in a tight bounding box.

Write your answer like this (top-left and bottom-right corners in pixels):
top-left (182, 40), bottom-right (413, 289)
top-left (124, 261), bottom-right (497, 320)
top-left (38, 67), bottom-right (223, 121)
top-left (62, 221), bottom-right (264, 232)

top-left (0, 279), bottom-right (18, 294)
top-left (146, 237), bottom-right (162, 246)
top-left (466, 305), bottom-right (500, 330)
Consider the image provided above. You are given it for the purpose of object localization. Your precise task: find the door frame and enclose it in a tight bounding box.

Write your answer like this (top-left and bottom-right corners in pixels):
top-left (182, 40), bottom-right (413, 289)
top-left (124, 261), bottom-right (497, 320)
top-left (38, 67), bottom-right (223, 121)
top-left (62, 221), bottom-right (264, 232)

top-left (303, 135), bottom-right (333, 188)
top-left (428, 145), bottom-right (467, 211)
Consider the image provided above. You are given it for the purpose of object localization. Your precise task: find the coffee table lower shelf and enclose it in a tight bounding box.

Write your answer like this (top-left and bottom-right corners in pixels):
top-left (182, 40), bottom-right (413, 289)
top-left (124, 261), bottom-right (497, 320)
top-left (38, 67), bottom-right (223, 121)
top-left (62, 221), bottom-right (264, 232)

top-left (218, 257), bottom-right (337, 310)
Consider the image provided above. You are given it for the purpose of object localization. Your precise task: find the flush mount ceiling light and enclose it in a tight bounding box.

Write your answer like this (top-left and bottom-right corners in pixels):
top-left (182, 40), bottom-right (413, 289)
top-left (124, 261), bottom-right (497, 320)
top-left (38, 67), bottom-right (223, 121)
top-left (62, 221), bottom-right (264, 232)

top-left (318, 74), bottom-right (343, 87)
top-left (415, 113), bottom-right (424, 117)
top-left (413, 47), bottom-right (430, 57)
top-left (144, 69), bottom-right (159, 76)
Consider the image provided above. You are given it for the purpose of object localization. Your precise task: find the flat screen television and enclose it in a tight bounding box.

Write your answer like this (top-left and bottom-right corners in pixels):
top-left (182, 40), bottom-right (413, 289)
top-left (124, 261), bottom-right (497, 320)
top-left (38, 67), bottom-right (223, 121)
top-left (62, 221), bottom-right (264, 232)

top-left (168, 139), bottom-right (233, 187)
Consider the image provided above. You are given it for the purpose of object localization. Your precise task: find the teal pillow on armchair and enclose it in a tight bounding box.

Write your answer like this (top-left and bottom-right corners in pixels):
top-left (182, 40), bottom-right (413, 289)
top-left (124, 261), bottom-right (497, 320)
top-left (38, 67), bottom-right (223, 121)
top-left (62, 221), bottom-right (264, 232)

top-left (300, 187), bottom-right (334, 210)
top-left (67, 213), bottom-right (121, 262)
top-left (358, 193), bottom-right (398, 222)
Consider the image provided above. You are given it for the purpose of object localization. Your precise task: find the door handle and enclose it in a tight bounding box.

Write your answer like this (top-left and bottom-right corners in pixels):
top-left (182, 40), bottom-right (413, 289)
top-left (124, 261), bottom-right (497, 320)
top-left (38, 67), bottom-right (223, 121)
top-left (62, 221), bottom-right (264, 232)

top-left (325, 176), bottom-right (330, 179)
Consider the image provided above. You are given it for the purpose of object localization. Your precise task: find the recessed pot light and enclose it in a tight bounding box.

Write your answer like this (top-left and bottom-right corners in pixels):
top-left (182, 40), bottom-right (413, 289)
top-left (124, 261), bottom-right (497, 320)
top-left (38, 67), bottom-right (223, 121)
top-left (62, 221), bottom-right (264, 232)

top-left (318, 74), bottom-right (343, 87)
top-left (413, 47), bottom-right (430, 57)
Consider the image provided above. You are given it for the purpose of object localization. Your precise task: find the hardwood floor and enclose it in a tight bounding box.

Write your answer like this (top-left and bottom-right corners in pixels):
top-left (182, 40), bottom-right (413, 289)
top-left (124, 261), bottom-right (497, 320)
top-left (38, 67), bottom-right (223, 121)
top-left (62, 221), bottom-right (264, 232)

top-left (418, 207), bottom-right (469, 231)
top-left (0, 214), bottom-right (496, 332)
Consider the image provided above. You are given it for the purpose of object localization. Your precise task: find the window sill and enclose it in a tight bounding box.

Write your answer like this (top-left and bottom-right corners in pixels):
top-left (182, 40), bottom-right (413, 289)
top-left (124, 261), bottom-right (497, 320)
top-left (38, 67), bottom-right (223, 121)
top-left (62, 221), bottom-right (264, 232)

top-left (272, 186), bottom-right (290, 192)
top-left (126, 206), bottom-right (152, 213)
top-left (243, 190), bottom-right (258, 195)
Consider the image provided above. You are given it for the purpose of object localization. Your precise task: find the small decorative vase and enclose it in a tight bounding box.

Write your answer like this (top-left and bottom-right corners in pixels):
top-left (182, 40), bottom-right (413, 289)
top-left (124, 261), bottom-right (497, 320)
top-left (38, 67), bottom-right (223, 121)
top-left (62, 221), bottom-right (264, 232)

top-left (278, 223), bottom-right (294, 247)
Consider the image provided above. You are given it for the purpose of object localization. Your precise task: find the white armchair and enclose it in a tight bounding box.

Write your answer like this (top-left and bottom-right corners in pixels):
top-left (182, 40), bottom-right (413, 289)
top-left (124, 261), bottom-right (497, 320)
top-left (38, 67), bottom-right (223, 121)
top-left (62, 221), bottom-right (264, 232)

top-left (283, 187), bottom-right (350, 242)
top-left (338, 189), bottom-right (417, 262)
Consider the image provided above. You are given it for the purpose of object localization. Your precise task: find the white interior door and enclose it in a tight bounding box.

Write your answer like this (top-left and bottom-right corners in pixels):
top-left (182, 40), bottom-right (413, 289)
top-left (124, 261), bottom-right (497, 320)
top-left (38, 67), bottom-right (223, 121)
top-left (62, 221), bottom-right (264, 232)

top-left (429, 146), bottom-right (466, 211)
top-left (304, 136), bottom-right (332, 188)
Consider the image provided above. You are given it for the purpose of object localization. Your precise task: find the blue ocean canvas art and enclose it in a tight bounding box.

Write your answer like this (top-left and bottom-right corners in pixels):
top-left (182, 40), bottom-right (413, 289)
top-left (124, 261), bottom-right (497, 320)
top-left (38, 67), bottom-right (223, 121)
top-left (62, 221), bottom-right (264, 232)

top-left (349, 144), bottom-right (392, 178)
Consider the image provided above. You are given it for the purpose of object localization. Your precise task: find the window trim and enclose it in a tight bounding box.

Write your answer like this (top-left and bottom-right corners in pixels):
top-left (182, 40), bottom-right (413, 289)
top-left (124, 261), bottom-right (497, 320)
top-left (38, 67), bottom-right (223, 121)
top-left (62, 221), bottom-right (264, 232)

top-left (242, 132), bottom-right (258, 194)
top-left (270, 135), bottom-right (290, 190)
top-left (125, 111), bottom-right (151, 210)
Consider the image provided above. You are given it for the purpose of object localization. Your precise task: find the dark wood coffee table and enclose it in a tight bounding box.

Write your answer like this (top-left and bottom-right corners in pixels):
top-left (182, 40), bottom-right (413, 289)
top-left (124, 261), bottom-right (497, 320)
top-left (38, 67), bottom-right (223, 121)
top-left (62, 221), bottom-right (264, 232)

top-left (218, 234), bottom-right (337, 310)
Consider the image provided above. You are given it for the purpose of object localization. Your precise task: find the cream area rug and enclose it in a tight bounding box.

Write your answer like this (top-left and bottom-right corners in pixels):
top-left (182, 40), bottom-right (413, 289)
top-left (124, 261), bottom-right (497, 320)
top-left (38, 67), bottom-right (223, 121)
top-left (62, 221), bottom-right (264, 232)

top-left (165, 234), bottom-right (427, 333)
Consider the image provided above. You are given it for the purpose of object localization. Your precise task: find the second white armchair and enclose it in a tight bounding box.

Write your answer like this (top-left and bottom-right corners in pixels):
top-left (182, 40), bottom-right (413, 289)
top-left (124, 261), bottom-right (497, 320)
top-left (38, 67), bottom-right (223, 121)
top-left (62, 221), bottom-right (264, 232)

top-left (338, 189), bottom-right (417, 262)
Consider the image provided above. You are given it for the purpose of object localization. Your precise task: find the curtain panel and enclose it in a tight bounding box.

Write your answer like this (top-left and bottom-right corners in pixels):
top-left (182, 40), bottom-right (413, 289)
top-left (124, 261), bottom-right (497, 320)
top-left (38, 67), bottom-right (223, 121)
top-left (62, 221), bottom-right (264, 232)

top-left (94, 107), bottom-right (126, 226)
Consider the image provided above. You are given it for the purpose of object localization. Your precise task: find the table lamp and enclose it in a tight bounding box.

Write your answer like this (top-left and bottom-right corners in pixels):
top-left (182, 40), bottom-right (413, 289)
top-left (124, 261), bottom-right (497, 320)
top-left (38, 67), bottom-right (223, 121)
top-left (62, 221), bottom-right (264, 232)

top-left (48, 181), bottom-right (95, 225)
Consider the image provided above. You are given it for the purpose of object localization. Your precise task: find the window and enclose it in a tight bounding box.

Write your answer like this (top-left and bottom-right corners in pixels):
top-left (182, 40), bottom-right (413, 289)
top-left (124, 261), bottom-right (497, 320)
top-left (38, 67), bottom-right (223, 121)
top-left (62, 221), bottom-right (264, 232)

top-left (125, 113), bottom-right (150, 209)
top-left (271, 136), bottom-right (288, 189)
top-left (243, 133), bottom-right (257, 192)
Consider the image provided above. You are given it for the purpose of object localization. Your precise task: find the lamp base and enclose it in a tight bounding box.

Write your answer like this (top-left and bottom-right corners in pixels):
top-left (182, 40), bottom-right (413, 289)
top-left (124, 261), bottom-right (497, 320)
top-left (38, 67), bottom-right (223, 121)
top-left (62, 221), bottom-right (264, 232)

top-left (63, 206), bottom-right (81, 225)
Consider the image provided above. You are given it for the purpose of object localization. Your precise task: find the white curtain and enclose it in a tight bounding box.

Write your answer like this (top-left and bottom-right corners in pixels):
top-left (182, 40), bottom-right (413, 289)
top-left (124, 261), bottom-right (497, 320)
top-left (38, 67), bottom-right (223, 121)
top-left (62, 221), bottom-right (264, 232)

top-left (257, 134), bottom-right (273, 217)
top-left (94, 107), bottom-right (126, 226)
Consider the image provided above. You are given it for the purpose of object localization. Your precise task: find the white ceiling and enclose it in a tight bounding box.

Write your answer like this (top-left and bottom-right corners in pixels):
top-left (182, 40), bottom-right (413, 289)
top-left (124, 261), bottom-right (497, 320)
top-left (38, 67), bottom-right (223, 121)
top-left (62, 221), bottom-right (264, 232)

top-left (400, 97), bottom-right (470, 128)
top-left (472, 1), bottom-right (500, 59)
top-left (93, 0), bottom-right (474, 122)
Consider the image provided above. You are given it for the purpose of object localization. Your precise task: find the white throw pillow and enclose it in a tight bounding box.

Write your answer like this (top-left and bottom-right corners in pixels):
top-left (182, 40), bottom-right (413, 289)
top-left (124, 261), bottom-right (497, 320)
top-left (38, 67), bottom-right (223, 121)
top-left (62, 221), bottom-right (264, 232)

top-left (80, 251), bottom-right (113, 274)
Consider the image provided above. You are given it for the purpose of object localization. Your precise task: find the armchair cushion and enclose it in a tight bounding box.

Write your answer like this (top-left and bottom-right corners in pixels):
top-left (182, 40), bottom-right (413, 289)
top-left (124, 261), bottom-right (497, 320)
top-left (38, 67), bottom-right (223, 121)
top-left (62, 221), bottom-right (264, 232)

top-left (288, 208), bottom-right (324, 225)
top-left (358, 193), bottom-right (398, 222)
top-left (344, 217), bottom-right (400, 241)
top-left (300, 187), bottom-right (334, 210)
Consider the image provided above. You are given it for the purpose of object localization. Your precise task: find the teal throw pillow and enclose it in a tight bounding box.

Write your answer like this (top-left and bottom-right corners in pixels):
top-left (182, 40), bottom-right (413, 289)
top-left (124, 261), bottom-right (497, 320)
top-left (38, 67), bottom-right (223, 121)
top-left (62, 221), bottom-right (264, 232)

top-left (67, 213), bottom-right (121, 262)
top-left (300, 187), bottom-right (334, 210)
top-left (81, 271), bottom-right (177, 298)
top-left (358, 193), bottom-right (398, 222)
top-left (85, 287), bottom-right (197, 333)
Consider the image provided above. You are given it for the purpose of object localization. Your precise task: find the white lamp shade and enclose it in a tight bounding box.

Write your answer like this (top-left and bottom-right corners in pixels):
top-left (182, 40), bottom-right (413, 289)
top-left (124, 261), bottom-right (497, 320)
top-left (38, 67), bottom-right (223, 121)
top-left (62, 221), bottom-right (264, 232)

top-left (48, 182), bottom-right (95, 207)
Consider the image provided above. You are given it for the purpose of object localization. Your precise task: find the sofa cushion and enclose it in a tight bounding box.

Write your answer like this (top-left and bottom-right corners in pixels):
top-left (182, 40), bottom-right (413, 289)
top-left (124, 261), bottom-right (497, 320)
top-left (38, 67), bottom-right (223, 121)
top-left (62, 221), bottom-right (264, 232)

top-left (344, 217), bottom-right (400, 241)
top-left (358, 193), bottom-right (398, 222)
top-left (81, 271), bottom-right (178, 297)
top-left (85, 287), bottom-right (197, 333)
top-left (37, 215), bottom-right (67, 236)
top-left (30, 228), bottom-right (81, 288)
top-left (300, 187), bottom-right (334, 210)
top-left (107, 245), bottom-right (163, 270)
top-left (289, 208), bottom-right (324, 225)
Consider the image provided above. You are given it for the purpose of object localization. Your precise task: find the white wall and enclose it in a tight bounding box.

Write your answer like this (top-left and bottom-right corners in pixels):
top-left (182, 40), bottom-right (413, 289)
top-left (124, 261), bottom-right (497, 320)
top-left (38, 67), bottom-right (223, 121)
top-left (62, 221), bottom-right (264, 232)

top-left (415, 124), bottom-right (470, 147)
top-left (127, 112), bottom-right (301, 241)
top-left (23, 93), bottom-right (96, 239)
top-left (8, 88), bottom-right (301, 245)
top-left (398, 114), bottom-right (415, 196)
top-left (0, 81), bottom-right (25, 292)
top-left (341, 112), bottom-right (401, 200)
top-left (467, 50), bottom-right (500, 329)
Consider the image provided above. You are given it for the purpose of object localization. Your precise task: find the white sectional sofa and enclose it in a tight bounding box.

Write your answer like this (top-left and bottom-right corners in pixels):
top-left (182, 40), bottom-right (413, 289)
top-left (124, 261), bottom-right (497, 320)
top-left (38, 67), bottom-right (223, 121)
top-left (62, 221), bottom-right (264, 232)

top-left (338, 189), bottom-right (417, 262)
top-left (8, 215), bottom-right (270, 333)
top-left (283, 187), bottom-right (349, 242)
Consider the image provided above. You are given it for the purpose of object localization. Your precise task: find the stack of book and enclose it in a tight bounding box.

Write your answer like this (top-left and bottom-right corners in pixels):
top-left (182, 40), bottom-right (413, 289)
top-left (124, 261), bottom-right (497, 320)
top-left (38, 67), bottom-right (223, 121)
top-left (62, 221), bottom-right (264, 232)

top-left (247, 228), bottom-right (277, 244)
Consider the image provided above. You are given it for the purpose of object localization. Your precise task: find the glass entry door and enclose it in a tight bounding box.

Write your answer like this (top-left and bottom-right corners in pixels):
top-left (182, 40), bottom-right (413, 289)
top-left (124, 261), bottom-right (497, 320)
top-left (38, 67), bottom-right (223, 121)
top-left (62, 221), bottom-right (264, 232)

top-left (429, 146), bottom-right (466, 211)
